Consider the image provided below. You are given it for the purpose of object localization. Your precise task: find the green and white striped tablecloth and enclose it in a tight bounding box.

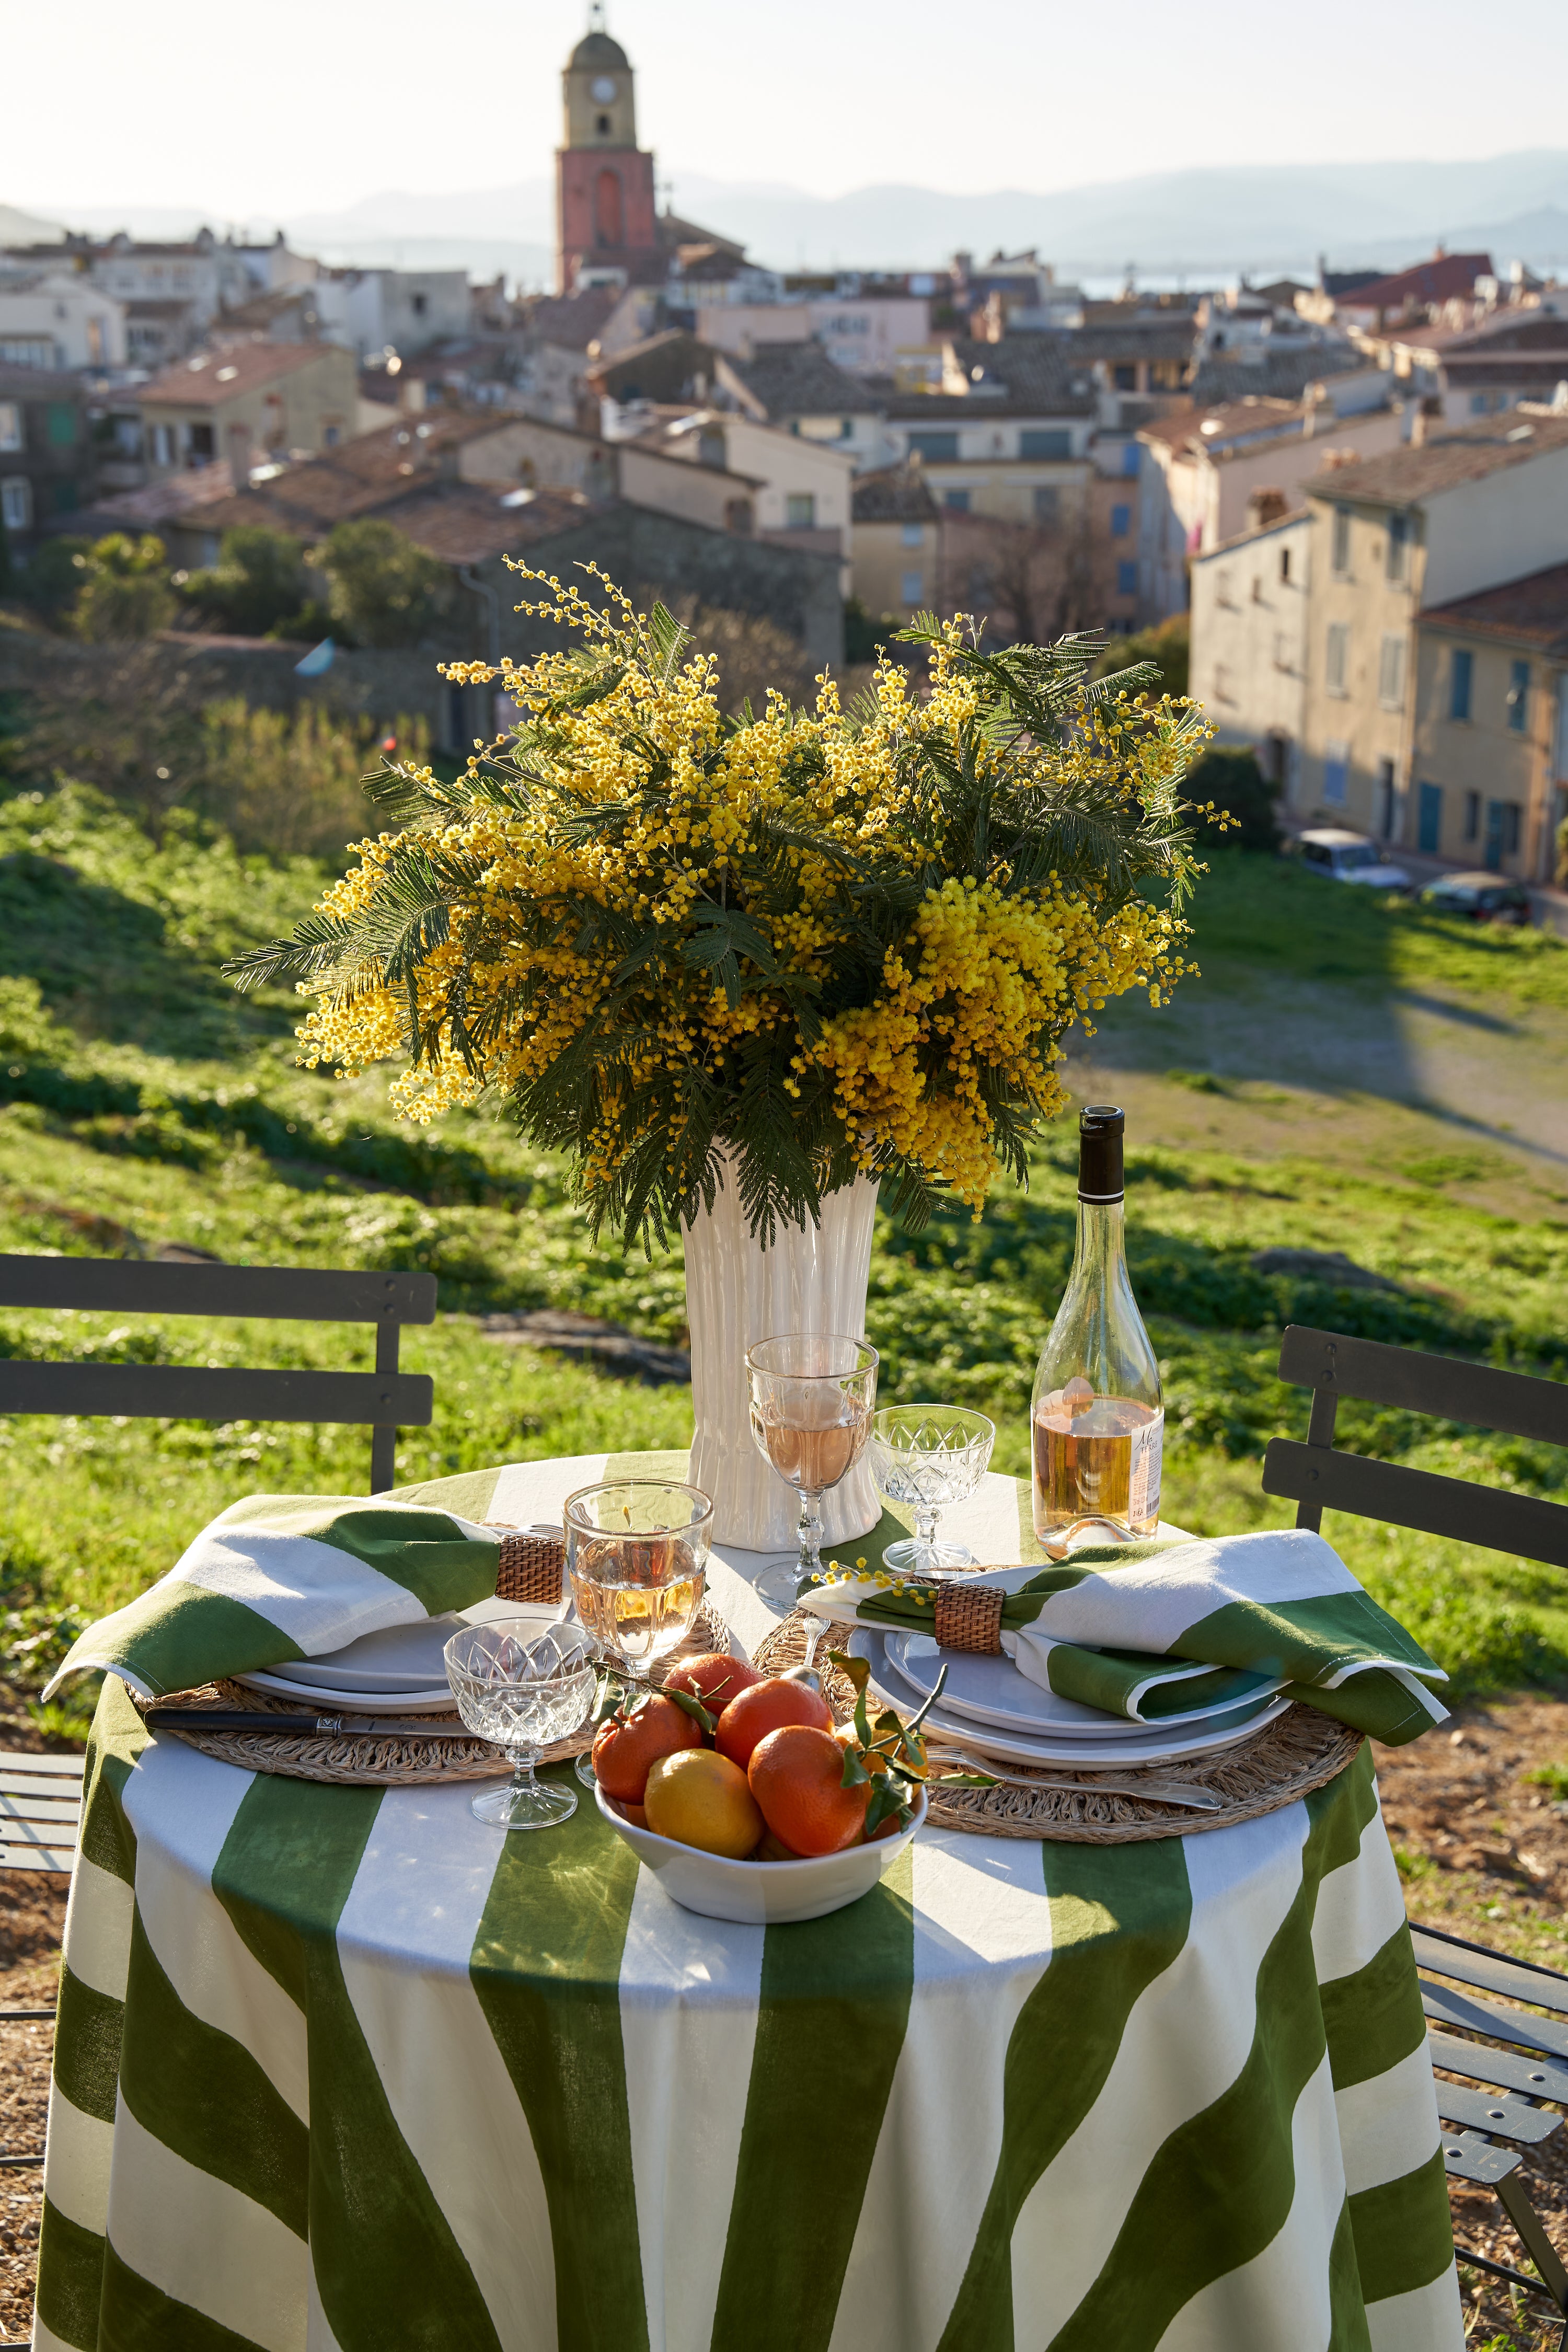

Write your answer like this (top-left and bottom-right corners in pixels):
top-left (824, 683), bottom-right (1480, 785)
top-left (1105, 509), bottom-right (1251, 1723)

top-left (37, 1455), bottom-right (1462, 2352)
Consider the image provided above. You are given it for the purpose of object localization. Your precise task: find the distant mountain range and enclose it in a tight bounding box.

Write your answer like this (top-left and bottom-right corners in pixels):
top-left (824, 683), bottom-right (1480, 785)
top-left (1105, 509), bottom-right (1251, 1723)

top-left (14, 151), bottom-right (1568, 287)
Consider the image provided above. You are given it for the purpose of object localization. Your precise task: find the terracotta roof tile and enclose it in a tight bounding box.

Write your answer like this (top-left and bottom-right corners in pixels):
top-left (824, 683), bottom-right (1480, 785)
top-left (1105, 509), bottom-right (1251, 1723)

top-left (851, 463), bottom-right (939, 522)
top-left (1306, 410), bottom-right (1568, 504)
top-left (137, 340), bottom-right (342, 407)
top-left (1420, 560), bottom-right (1568, 656)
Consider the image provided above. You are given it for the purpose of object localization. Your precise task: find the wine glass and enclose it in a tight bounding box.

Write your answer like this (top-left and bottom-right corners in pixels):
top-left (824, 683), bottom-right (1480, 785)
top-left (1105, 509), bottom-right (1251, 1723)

top-left (869, 1404), bottom-right (996, 1580)
top-left (746, 1333), bottom-right (879, 1609)
top-left (443, 1619), bottom-right (596, 1830)
top-left (564, 1481), bottom-right (712, 1780)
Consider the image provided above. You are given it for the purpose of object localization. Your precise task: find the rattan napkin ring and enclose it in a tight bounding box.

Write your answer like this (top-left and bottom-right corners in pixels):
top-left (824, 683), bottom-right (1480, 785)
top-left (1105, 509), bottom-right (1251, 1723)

top-left (488, 1527), bottom-right (566, 1606)
top-left (932, 1582), bottom-right (1006, 1654)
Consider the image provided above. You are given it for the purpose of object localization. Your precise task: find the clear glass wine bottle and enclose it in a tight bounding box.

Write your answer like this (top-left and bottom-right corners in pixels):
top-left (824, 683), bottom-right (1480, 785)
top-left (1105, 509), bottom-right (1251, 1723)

top-left (1031, 1104), bottom-right (1163, 1548)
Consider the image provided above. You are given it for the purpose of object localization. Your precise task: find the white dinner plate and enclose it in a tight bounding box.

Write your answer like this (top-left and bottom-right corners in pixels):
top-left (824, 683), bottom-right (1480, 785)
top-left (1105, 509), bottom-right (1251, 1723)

top-left (849, 1631), bottom-right (1289, 1768)
top-left (882, 1630), bottom-right (1281, 1737)
top-left (269, 1593), bottom-right (565, 1693)
top-left (231, 1669), bottom-right (460, 1715)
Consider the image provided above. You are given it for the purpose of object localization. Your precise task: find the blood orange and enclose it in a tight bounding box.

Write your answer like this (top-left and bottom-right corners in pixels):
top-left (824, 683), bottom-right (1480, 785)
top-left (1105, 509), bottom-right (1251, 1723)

top-left (714, 1675), bottom-right (834, 1771)
top-left (747, 1724), bottom-right (871, 1857)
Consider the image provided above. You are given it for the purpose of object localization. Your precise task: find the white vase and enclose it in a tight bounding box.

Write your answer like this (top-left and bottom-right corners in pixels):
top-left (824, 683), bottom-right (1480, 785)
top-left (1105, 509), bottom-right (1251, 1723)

top-left (682, 1161), bottom-right (882, 1550)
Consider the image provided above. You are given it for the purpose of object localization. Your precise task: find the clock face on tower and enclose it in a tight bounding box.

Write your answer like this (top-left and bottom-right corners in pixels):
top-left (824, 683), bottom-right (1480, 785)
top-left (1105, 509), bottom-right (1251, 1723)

top-left (591, 75), bottom-right (617, 101)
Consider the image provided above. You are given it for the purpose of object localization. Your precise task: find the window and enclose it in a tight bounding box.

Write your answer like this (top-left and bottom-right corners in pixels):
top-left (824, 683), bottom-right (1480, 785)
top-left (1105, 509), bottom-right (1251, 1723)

top-left (1111, 503), bottom-right (1131, 538)
top-left (1122, 441), bottom-right (1139, 477)
top-left (1483, 799), bottom-right (1519, 869)
top-left (51, 478), bottom-right (77, 513)
top-left (1274, 631), bottom-right (1292, 673)
top-left (1325, 622), bottom-right (1350, 697)
top-left (1116, 560), bottom-right (1137, 597)
top-left (0, 403), bottom-right (20, 453)
top-left (1033, 486), bottom-right (1059, 523)
top-left (785, 491), bottom-right (816, 529)
top-left (1377, 632), bottom-right (1405, 711)
top-left (0, 339), bottom-right (54, 368)
top-left (1507, 658), bottom-right (1529, 733)
top-left (1214, 663), bottom-right (1231, 702)
top-left (1504, 801), bottom-right (1522, 855)
top-left (1112, 363), bottom-right (1136, 392)
top-left (323, 423), bottom-right (340, 447)
top-left (900, 570), bottom-right (923, 604)
top-left (1020, 429), bottom-right (1071, 460)
top-left (1385, 512), bottom-right (1408, 583)
top-left (900, 521), bottom-right (923, 548)
top-left (151, 422), bottom-right (174, 466)
top-left (1216, 569), bottom-right (1233, 607)
top-left (411, 293), bottom-right (428, 318)
top-left (906, 430), bottom-right (959, 462)
top-left (1331, 506), bottom-right (1351, 575)
top-left (1450, 647), bottom-right (1473, 721)
top-left (1418, 780), bottom-right (1443, 852)
top-left (1279, 546), bottom-right (1292, 584)
top-left (0, 477), bottom-right (31, 531)
top-left (1464, 790), bottom-right (1480, 841)
top-left (944, 488), bottom-right (971, 512)
top-left (1323, 742), bottom-right (1348, 805)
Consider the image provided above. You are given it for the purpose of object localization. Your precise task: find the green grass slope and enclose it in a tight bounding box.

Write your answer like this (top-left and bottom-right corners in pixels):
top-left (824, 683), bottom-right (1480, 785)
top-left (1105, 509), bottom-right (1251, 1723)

top-left (4, 779), bottom-right (1568, 1736)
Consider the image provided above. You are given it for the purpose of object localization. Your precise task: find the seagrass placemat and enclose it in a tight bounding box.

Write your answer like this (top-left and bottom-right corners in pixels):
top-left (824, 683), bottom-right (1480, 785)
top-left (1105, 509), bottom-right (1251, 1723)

top-left (752, 1608), bottom-right (1363, 1843)
top-left (135, 1596), bottom-right (734, 1786)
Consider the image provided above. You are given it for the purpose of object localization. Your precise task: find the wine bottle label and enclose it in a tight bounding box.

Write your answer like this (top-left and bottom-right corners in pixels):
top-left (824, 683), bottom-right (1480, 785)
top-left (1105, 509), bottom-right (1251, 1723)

top-left (1127, 1410), bottom-right (1163, 1526)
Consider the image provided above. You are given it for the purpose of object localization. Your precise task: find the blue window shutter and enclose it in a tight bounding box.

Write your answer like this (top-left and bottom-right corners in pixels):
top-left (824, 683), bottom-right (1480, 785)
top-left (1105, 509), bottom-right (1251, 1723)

top-left (1116, 561), bottom-right (1138, 596)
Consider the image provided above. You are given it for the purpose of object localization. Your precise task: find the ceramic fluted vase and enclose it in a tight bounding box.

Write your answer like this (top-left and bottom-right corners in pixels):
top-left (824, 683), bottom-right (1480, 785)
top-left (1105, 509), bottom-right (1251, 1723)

top-left (682, 1162), bottom-right (882, 1551)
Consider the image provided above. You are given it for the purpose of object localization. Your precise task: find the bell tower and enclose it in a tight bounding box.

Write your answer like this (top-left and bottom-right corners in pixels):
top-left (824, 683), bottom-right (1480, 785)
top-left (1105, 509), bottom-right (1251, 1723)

top-left (555, 6), bottom-right (659, 294)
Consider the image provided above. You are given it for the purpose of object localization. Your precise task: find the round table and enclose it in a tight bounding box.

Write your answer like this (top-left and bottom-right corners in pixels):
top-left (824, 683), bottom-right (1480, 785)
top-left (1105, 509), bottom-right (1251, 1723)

top-left (37, 1452), bottom-right (1463, 2352)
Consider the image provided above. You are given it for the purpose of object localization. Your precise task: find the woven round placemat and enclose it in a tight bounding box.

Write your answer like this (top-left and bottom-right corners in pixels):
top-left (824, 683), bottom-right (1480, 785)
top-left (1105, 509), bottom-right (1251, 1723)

top-left (752, 1610), bottom-right (1362, 1842)
top-left (138, 1596), bottom-right (734, 1786)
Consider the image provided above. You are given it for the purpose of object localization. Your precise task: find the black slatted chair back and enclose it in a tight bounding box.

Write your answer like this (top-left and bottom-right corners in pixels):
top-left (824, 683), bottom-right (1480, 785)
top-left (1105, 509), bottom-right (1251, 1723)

top-left (0, 1255), bottom-right (436, 1493)
top-left (1262, 1323), bottom-right (1568, 1566)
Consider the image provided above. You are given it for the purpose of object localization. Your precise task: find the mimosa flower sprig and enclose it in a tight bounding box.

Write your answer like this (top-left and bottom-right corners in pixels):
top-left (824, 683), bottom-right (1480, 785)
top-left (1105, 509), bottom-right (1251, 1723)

top-left (228, 564), bottom-right (1212, 1247)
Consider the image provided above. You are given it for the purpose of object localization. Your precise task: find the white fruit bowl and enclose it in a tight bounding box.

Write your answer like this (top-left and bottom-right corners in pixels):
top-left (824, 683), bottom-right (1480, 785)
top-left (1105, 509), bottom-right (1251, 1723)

top-left (594, 1782), bottom-right (926, 1924)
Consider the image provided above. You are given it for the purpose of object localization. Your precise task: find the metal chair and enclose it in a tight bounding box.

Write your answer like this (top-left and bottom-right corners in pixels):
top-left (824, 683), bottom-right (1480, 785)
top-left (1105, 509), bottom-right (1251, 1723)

top-left (0, 1254), bottom-right (437, 1493)
top-left (1263, 1323), bottom-right (1568, 2332)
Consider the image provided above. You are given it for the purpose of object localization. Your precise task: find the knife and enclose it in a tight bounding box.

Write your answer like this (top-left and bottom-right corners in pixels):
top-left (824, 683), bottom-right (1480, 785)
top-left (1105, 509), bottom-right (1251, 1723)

top-left (927, 1753), bottom-right (1223, 1811)
top-left (143, 1707), bottom-right (498, 1743)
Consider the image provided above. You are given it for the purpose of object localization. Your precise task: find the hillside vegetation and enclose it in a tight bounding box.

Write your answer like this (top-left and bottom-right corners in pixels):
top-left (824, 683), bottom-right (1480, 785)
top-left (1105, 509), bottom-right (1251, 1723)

top-left (3, 773), bottom-right (1568, 1736)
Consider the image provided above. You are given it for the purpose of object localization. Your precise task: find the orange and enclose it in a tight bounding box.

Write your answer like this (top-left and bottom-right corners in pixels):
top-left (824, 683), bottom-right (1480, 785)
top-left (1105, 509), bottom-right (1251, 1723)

top-left (644, 1748), bottom-right (765, 1859)
top-left (715, 1675), bottom-right (834, 1772)
top-left (592, 1691), bottom-right (704, 1804)
top-left (662, 1651), bottom-right (762, 1722)
top-left (834, 1722), bottom-right (890, 1777)
top-left (748, 1724), bottom-right (872, 1857)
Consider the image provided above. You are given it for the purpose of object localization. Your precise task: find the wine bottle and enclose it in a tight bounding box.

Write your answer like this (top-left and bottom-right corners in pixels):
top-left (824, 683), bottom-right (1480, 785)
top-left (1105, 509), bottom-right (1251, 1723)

top-left (1031, 1105), bottom-right (1163, 1547)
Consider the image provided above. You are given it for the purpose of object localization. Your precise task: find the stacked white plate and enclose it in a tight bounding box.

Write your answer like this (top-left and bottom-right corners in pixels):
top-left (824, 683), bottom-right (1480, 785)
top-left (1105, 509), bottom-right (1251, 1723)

top-left (854, 1627), bottom-right (1289, 1768)
top-left (234, 1592), bottom-right (564, 1715)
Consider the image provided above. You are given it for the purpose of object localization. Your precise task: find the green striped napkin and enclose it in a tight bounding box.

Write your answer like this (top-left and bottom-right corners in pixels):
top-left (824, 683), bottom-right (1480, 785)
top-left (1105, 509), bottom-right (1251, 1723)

top-left (805, 1526), bottom-right (1449, 1745)
top-left (43, 1494), bottom-right (504, 1702)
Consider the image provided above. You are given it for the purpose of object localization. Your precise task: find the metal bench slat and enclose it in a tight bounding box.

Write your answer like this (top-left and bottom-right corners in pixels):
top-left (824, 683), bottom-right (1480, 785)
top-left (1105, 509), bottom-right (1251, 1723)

top-left (1423, 1982), bottom-right (1568, 2060)
top-left (1414, 1928), bottom-right (1568, 2018)
top-left (0, 1795), bottom-right (83, 1824)
top-left (0, 1359), bottom-right (433, 1429)
top-left (0, 1753), bottom-right (84, 1776)
top-left (0, 1779), bottom-right (84, 1806)
top-left (1433, 2080), bottom-right (1562, 2143)
top-left (1443, 2130), bottom-right (1525, 2185)
top-left (1430, 2030), bottom-right (1568, 2104)
top-left (0, 1846), bottom-right (76, 1873)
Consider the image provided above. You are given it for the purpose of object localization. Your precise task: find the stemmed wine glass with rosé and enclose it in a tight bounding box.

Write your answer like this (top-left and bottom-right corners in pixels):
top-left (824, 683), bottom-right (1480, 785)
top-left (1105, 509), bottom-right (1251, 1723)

top-left (746, 1333), bottom-right (879, 1609)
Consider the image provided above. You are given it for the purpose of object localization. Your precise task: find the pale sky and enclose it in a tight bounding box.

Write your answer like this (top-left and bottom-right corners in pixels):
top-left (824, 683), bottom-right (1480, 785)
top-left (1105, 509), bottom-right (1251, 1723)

top-left (7, 0), bottom-right (1567, 223)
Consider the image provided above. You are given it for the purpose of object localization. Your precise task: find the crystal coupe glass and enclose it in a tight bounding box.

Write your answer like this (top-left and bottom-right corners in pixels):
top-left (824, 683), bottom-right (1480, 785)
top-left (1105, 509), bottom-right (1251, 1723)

top-left (869, 1404), bottom-right (995, 1579)
top-left (746, 1333), bottom-right (879, 1608)
top-left (444, 1619), bottom-right (596, 1830)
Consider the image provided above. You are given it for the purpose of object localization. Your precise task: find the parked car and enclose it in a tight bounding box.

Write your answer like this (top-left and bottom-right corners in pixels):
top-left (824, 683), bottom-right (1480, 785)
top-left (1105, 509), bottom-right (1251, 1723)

top-left (1293, 829), bottom-right (1413, 891)
top-left (1419, 871), bottom-right (1531, 925)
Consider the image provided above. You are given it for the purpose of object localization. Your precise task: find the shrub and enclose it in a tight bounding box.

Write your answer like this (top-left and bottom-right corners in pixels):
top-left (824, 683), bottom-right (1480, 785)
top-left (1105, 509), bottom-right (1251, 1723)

top-left (1093, 612), bottom-right (1189, 698)
top-left (17, 536), bottom-right (92, 618)
top-left (74, 534), bottom-right (177, 642)
top-left (195, 698), bottom-right (431, 860)
top-left (315, 518), bottom-right (453, 648)
top-left (183, 526), bottom-right (308, 639)
top-left (1185, 745), bottom-right (1281, 852)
